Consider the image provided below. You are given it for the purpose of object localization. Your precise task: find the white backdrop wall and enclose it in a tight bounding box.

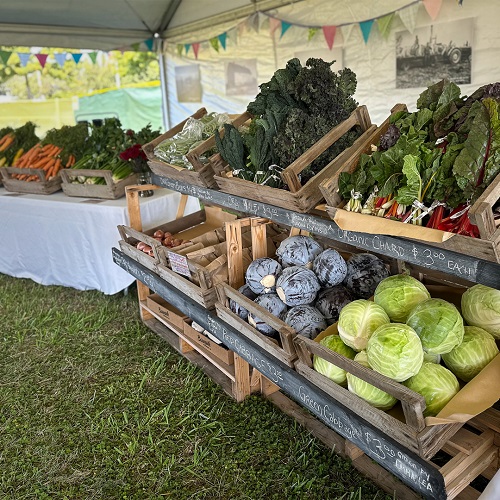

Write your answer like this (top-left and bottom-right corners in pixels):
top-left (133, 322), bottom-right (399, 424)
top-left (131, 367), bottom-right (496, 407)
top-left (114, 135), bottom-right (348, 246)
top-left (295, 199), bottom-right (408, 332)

top-left (164, 0), bottom-right (500, 128)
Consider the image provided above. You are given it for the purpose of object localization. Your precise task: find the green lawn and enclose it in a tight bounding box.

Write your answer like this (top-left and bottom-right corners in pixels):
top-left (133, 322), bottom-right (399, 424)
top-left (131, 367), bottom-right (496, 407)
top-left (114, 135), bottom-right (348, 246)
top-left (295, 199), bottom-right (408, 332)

top-left (0, 274), bottom-right (391, 499)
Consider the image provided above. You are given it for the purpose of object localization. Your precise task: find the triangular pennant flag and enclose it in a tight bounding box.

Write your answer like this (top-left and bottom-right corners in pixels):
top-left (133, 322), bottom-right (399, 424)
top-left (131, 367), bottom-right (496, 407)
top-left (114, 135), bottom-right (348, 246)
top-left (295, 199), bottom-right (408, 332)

top-left (341, 24), bottom-right (355, 44)
top-left (35, 53), bottom-right (48, 68)
top-left (247, 12), bottom-right (259, 33)
top-left (177, 44), bottom-right (183, 57)
top-left (376, 13), bottom-right (394, 40)
top-left (88, 52), bottom-right (98, 64)
top-left (280, 21), bottom-right (292, 39)
top-left (322, 26), bottom-right (337, 50)
top-left (258, 12), bottom-right (267, 31)
top-left (269, 17), bottom-right (281, 36)
top-left (185, 44), bottom-right (191, 55)
top-left (54, 53), bottom-right (67, 66)
top-left (359, 20), bottom-right (374, 43)
top-left (0, 50), bottom-right (12, 65)
top-left (398, 2), bottom-right (420, 34)
top-left (423, 0), bottom-right (442, 20)
top-left (144, 38), bottom-right (154, 51)
top-left (210, 37), bottom-right (219, 52)
top-left (72, 53), bottom-right (82, 64)
top-left (18, 52), bottom-right (31, 67)
top-left (308, 28), bottom-right (319, 41)
top-left (192, 43), bottom-right (200, 59)
top-left (218, 32), bottom-right (227, 50)
top-left (131, 42), bottom-right (140, 52)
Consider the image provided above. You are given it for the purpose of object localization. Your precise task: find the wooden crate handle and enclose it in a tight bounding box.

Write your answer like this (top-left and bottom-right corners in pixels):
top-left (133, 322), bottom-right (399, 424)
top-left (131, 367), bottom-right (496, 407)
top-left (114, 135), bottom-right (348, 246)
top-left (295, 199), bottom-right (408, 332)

top-left (468, 174), bottom-right (500, 240)
top-left (60, 168), bottom-right (115, 186)
top-left (281, 106), bottom-right (371, 193)
top-left (2, 166), bottom-right (48, 181)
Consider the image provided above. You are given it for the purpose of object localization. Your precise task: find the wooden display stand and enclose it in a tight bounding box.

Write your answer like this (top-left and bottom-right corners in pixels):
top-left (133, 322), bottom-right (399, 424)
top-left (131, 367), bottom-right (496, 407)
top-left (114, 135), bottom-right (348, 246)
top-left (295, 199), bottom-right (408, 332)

top-left (124, 183), bottom-right (255, 402)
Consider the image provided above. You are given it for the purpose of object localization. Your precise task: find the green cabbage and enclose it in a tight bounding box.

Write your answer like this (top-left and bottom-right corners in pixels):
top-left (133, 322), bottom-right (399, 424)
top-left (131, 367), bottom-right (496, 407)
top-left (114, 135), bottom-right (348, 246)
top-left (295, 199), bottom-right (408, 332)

top-left (404, 363), bottom-right (460, 417)
top-left (338, 300), bottom-right (390, 352)
top-left (347, 351), bottom-right (397, 410)
top-left (366, 323), bottom-right (424, 382)
top-left (423, 352), bottom-right (441, 364)
top-left (374, 275), bottom-right (431, 322)
top-left (461, 284), bottom-right (500, 339)
top-left (442, 326), bottom-right (499, 382)
top-left (406, 298), bottom-right (464, 355)
top-left (313, 335), bottom-right (356, 386)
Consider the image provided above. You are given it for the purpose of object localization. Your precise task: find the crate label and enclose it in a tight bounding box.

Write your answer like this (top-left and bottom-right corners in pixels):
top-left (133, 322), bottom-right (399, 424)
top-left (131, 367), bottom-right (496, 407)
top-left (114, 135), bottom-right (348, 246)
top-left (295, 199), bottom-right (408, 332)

top-left (168, 251), bottom-right (191, 277)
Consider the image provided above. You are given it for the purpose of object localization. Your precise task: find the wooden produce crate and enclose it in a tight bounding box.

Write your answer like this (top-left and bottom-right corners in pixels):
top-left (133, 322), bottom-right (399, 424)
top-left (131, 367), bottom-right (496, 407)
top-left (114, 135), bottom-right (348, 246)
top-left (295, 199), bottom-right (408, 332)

top-left (60, 168), bottom-right (139, 199)
top-left (0, 166), bottom-right (62, 194)
top-left (293, 321), bottom-right (500, 461)
top-left (143, 107), bottom-right (218, 189)
top-left (210, 106), bottom-right (378, 213)
top-left (319, 105), bottom-right (500, 264)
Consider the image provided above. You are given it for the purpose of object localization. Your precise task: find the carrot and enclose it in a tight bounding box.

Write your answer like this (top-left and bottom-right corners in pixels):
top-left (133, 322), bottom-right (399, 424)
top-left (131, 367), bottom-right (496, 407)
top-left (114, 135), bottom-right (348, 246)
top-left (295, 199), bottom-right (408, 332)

top-left (0, 135), bottom-right (15, 152)
top-left (0, 133), bottom-right (13, 147)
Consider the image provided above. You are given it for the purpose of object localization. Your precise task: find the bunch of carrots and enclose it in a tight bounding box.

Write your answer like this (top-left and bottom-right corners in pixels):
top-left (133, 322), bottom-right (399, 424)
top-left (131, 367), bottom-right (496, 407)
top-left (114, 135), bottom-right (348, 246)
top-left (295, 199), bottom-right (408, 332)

top-left (0, 132), bottom-right (15, 153)
top-left (12, 143), bottom-right (76, 182)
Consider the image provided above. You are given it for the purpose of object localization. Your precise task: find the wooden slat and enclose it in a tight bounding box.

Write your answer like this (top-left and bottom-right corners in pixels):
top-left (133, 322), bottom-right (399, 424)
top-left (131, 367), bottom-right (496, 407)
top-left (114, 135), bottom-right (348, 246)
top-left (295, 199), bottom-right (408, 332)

top-left (232, 354), bottom-right (251, 402)
top-left (469, 174), bottom-right (500, 240)
top-left (225, 220), bottom-right (245, 290)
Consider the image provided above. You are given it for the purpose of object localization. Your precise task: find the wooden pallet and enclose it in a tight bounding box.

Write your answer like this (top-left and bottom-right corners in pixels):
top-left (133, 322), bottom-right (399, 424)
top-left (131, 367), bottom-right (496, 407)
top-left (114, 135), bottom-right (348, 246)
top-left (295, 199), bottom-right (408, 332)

top-left (319, 104), bottom-right (500, 264)
top-left (60, 168), bottom-right (139, 199)
top-left (143, 107), bottom-right (219, 189)
top-left (211, 106), bottom-right (377, 213)
top-left (0, 166), bottom-right (62, 194)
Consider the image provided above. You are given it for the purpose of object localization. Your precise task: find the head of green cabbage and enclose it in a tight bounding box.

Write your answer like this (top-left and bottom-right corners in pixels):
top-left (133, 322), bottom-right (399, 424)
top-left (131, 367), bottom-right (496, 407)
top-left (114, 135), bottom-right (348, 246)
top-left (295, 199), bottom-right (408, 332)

top-left (347, 351), bottom-right (397, 410)
top-left (366, 323), bottom-right (424, 382)
top-left (338, 300), bottom-right (390, 352)
top-left (461, 284), bottom-right (500, 339)
top-left (374, 274), bottom-right (430, 323)
top-left (313, 335), bottom-right (356, 385)
top-left (404, 362), bottom-right (460, 417)
top-left (406, 298), bottom-right (464, 355)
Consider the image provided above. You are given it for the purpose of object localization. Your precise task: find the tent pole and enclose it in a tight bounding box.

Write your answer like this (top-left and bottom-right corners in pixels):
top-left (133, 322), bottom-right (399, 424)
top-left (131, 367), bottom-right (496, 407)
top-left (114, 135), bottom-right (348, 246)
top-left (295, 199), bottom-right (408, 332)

top-left (158, 40), bottom-right (171, 132)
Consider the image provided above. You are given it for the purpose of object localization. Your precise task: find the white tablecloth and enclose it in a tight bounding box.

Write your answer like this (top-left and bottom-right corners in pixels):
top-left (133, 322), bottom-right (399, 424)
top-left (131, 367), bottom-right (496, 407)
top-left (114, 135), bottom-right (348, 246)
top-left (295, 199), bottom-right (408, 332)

top-left (0, 187), bottom-right (200, 294)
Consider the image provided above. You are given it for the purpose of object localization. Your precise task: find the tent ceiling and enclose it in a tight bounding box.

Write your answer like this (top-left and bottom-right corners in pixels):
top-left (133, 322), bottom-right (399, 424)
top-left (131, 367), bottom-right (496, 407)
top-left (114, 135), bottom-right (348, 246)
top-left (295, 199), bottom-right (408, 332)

top-left (0, 0), bottom-right (296, 50)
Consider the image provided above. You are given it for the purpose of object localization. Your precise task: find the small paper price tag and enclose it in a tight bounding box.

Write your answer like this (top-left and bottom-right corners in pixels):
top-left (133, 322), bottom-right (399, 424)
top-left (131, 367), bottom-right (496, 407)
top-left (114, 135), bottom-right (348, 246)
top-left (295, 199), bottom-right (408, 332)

top-left (167, 251), bottom-right (191, 277)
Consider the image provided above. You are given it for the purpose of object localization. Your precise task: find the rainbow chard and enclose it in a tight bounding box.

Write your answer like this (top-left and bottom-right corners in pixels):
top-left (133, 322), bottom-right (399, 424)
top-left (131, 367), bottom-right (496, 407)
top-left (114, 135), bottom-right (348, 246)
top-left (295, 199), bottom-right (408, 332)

top-left (453, 98), bottom-right (500, 203)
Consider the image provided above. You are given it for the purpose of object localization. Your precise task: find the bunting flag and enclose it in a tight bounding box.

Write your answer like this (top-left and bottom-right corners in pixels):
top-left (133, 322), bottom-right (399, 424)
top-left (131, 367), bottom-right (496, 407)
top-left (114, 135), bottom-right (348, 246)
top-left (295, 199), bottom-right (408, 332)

top-left (247, 12), bottom-right (260, 33)
top-left (280, 21), bottom-right (292, 39)
top-left (177, 44), bottom-right (183, 57)
top-left (210, 37), bottom-right (220, 52)
top-left (423, 0), bottom-right (442, 20)
top-left (35, 53), bottom-right (48, 68)
top-left (218, 32), bottom-right (227, 50)
top-left (72, 53), bottom-right (82, 64)
top-left (269, 17), bottom-right (281, 37)
top-left (308, 27), bottom-right (319, 41)
top-left (341, 23), bottom-right (355, 45)
top-left (0, 50), bottom-right (12, 65)
top-left (184, 44), bottom-right (191, 55)
top-left (144, 38), bottom-right (154, 51)
top-left (359, 19), bottom-right (374, 44)
top-left (398, 2), bottom-right (420, 34)
top-left (131, 42), bottom-right (140, 52)
top-left (192, 43), bottom-right (200, 59)
top-left (54, 53), bottom-right (67, 66)
top-left (18, 52), bottom-right (31, 67)
top-left (88, 52), bottom-right (98, 64)
top-left (377, 13), bottom-right (395, 40)
top-left (322, 26), bottom-right (337, 50)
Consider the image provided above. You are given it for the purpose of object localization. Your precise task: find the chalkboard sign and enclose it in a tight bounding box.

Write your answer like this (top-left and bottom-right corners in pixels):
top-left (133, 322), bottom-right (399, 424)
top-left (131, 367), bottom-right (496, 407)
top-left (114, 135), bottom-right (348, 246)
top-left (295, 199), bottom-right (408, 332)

top-left (113, 248), bottom-right (447, 499)
top-left (152, 174), bottom-right (500, 288)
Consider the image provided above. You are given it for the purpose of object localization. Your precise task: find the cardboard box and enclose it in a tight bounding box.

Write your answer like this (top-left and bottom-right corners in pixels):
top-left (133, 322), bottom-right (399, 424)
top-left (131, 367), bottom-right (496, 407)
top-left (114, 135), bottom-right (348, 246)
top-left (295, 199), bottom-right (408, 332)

top-left (146, 294), bottom-right (188, 331)
top-left (183, 320), bottom-right (234, 366)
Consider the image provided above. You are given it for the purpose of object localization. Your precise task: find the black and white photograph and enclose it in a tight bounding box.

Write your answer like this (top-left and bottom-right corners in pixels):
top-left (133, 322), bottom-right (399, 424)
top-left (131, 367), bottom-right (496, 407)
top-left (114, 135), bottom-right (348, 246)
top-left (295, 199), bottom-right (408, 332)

top-left (174, 64), bottom-right (202, 102)
top-left (395, 18), bottom-right (473, 89)
top-left (294, 48), bottom-right (344, 69)
top-left (225, 59), bottom-right (258, 96)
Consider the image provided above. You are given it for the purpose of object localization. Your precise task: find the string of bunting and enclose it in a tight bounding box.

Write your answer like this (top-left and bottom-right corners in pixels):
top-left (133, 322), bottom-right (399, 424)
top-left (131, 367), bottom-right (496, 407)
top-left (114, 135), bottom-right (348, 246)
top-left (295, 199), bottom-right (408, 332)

top-left (171, 0), bottom-right (465, 59)
top-left (0, 37), bottom-right (156, 69)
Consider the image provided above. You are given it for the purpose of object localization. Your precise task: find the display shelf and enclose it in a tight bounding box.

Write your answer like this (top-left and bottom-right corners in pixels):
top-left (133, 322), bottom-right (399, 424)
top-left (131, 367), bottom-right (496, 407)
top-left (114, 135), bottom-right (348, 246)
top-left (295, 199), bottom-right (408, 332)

top-left (114, 248), bottom-right (451, 499)
top-left (151, 174), bottom-right (500, 288)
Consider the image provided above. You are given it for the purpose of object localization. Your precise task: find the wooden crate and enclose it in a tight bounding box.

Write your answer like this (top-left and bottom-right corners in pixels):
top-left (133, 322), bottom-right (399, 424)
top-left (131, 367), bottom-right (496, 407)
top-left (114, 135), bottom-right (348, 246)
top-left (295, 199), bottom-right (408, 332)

top-left (143, 107), bottom-right (218, 189)
top-left (60, 168), bottom-right (139, 199)
top-left (319, 105), bottom-right (500, 264)
top-left (210, 106), bottom-right (377, 213)
top-left (293, 321), bottom-right (500, 461)
top-left (0, 166), bottom-right (62, 194)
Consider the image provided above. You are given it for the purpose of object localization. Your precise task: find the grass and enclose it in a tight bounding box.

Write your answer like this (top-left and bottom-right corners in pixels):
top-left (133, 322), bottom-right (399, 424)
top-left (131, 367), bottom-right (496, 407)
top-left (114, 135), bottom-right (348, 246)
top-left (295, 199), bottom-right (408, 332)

top-left (0, 273), bottom-right (392, 500)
